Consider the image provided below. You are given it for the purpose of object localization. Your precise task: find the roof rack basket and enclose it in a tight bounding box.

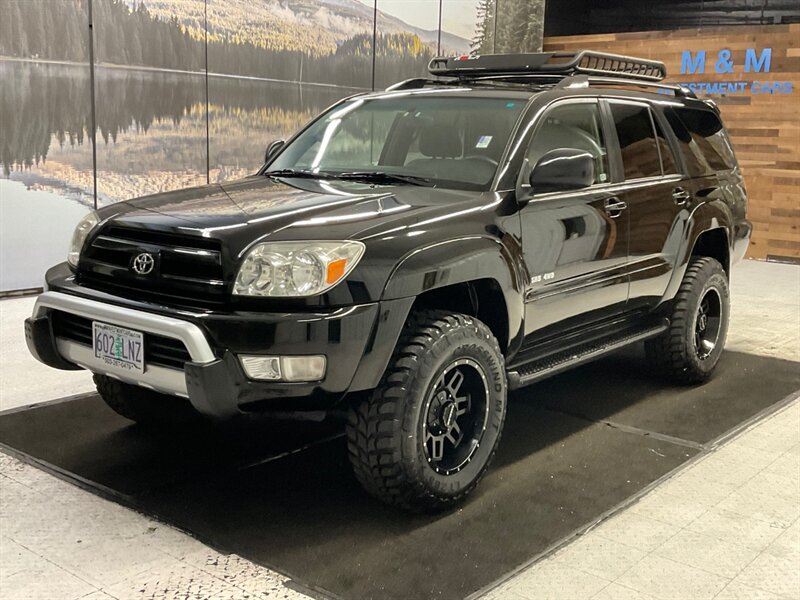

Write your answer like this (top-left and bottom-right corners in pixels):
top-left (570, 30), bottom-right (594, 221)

top-left (428, 50), bottom-right (667, 83)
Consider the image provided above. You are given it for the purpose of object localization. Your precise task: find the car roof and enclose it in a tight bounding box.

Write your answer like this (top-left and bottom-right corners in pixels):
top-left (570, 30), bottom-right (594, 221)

top-left (356, 87), bottom-right (538, 102)
top-left (358, 84), bottom-right (711, 113)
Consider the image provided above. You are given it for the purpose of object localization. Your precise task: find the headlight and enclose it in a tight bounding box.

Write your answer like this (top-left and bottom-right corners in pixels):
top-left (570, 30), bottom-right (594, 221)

top-left (233, 241), bottom-right (365, 297)
top-left (67, 212), bottom-right (99, 267)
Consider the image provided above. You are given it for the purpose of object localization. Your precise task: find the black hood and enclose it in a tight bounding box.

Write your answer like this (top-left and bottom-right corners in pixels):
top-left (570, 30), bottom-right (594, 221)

top-left (99, 175), bottom-right (482, 257)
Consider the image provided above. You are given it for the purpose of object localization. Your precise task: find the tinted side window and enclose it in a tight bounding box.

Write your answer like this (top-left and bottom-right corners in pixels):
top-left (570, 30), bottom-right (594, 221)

top-left (652, 114), bottom-right (679, 175)
top-left (675, 107), bottom-right (736, 173)
top-left (522, 102), bottom-right (610, 187)
top-left (610, 103), bottom-right (661, 180)
top-left (664, 108), bottom-right (706, 176)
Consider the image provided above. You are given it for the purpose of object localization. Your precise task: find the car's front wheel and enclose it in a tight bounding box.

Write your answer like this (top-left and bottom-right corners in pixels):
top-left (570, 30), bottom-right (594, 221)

top-left (346, 310), bottom-right (507, 512)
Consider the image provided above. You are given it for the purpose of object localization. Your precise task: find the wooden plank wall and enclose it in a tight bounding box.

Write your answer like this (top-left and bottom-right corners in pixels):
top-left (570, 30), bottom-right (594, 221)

top-left (544, 25), bottom-right (800, 261)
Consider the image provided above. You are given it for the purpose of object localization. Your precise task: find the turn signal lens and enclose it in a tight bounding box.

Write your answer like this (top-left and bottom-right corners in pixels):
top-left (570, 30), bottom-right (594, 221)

top-left (326, 258), bottom-right (348, 285)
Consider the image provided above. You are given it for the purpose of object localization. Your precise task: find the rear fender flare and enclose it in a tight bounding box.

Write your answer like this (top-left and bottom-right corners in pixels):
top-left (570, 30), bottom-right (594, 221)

top-left (663, 199), bottom-right (732, 302)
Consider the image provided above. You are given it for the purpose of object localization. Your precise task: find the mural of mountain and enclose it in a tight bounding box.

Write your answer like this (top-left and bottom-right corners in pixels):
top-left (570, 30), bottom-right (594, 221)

top-left (124, 0), bottom-right (471, 54)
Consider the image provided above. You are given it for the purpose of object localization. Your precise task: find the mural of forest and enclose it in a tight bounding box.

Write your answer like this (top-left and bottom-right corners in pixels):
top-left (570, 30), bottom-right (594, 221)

top-left (473, 0), bottom-right (545, 54)
top-left (0, 0), bottom-right (545, 291)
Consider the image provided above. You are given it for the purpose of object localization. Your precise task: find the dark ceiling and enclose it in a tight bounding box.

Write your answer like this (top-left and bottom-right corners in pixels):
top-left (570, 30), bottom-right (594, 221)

top-left (544, 0), bottom-right (800, 36)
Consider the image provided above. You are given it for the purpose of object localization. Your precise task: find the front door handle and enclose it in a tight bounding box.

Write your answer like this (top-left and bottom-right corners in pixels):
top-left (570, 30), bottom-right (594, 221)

top-left (672, 187), bottom-right (692, 206)
top-left (603, 197), bottom-right (627, 218)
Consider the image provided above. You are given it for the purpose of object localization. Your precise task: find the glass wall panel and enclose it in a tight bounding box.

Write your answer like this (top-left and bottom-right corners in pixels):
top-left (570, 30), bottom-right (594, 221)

top-left (441, 0), bottom-right (492, 55)
top-left (92, 0), bottom-right (208, 205)
top-left (373, 0), bottom-right (441, 90)
top-left (493, 0), bottom-right (545, 53)
top-left (206, 0), bottom-right (372, 182)
top-left (0, 0), bottom-right (93, 291)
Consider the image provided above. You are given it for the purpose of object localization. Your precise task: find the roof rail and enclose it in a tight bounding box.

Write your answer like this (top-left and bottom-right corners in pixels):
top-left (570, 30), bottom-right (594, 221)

top-left (384, 78), bottom-right (433, 91)
top-left (385, 73), bottom-right (695, 99)
top-left (557, 74), bottom-right (697, 98)
top-left (428, 50), bottom-right (667, 82)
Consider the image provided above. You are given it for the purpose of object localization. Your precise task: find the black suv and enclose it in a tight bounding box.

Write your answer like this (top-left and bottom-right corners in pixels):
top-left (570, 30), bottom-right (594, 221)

top-left (26, 51), bottom-right (751, 511)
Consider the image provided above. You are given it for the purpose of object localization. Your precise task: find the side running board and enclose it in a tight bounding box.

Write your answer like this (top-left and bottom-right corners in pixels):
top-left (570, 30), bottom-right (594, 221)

top-left (506, 319), bottom-right (669, 390)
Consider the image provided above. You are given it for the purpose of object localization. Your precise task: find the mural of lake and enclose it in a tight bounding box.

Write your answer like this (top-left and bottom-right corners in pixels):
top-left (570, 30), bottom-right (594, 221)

top-left (0, 60), bottom-right (355, 290)
top-left (2, 61), bottom-right (355, 203)
top-left (0, 0), bottom-right (547, 291)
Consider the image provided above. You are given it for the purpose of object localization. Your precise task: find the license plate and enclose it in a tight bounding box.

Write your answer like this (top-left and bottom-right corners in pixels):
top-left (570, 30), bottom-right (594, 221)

top-left (92, 321), bottom-right (144, 373)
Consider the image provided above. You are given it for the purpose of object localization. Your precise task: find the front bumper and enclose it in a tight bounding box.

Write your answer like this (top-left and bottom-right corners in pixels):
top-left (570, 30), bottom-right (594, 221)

top-left (27, 292), bottom-right (215, 401)
top-left (26, 277), bottom-right (412, 418)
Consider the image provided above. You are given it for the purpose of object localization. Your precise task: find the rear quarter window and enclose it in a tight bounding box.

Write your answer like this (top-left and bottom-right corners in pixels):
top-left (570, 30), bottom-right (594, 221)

top-left (609, 103), bottom-right (662, 180)
top-left (666, 107), bottom-right (736, 176)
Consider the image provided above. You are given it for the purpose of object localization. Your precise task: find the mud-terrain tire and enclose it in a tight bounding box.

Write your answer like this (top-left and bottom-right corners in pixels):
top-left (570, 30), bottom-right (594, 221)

top-left (645, 257), bottom-right (730, 384)
top-left (346, 310), bottom-right (507, 512)
top-left (94, 374), bottom-right (198, 426)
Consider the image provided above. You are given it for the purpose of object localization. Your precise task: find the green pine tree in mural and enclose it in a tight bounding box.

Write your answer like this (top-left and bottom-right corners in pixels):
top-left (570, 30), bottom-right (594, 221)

top-left (472, 0), bottom-right (496, 54)
top-left (473, 0), bottom-right (545, 54)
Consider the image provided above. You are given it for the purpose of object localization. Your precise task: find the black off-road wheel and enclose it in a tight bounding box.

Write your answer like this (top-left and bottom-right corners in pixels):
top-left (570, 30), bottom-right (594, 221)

top-left (645, 257), bottom-right (730, 384)
top-left (94, 374), bottom-right (199, 426)
top-left (346, 310), bottom-right (507, 512)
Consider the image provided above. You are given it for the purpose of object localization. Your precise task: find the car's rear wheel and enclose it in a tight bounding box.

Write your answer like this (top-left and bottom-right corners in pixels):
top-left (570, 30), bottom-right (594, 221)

top-left (346, 310), bottom-right (507, 512)
top-left (645, 256), bottom-right (730, 384)
top-left (94, 374), bottom-right (198, 426)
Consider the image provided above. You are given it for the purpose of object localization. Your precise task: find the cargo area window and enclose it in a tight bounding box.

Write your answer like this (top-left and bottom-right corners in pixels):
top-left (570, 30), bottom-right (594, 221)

top-left (668, 107), bottom-right (736, 175)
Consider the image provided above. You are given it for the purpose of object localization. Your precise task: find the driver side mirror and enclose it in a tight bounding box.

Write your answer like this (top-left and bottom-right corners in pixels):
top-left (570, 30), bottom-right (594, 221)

top-left (264, 139), bottom-right (285, 164)
top-left (529, 148), bottom-right (595, 195)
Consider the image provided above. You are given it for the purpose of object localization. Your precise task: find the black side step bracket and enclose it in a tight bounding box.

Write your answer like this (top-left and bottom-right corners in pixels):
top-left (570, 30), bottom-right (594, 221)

top-left (506, 319), bottom-right (669, 390)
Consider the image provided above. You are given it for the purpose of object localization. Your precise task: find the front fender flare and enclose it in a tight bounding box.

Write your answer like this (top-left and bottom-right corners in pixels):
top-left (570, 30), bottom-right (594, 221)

top-left (347, 235), bottom-right (525, 395)
top-left (381, 235), bottom-right (525, 349)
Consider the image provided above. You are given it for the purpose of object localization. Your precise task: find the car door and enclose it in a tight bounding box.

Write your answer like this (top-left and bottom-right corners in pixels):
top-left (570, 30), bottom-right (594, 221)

top-left (603, 99), bottom-right (689, 310)
top-left (517, 98), bottom-right (630, 338)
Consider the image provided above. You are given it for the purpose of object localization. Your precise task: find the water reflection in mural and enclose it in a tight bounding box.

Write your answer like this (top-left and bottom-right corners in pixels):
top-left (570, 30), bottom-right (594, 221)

top-left (1, 61), bottom-right (354, 205)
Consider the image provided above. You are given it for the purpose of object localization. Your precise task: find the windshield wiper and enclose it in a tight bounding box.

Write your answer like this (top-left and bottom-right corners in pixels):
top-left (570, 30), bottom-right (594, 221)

top-left (264, 169), bottom-right (326, 179)
top-left (265, 169), bottom-right (432, 187)
top-left (331, 171), bottom-right (432, 187)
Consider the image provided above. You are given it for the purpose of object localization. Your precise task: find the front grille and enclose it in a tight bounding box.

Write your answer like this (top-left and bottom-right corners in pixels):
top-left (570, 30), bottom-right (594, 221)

top-left (78, 224), bottom-right (226, 308)
top-left (52, 311), bottom-right (192, 370)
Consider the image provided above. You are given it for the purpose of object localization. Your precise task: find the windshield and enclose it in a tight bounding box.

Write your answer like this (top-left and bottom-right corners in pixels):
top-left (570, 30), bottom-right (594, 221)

top-left (268, 94), bottom-right (527, 190)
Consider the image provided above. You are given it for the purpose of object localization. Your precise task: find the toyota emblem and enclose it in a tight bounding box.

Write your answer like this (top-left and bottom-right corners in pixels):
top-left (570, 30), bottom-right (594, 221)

top-left (132, 252), bottom-right (155, 275)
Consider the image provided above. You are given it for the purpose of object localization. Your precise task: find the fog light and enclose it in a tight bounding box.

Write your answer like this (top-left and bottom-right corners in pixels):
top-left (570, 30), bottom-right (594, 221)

top-left (239, 355), bottom-right (326, 382)
top-left (282, 355), bottom-right (326, 382)
top-left (240, 356), bottom-right (281, 380)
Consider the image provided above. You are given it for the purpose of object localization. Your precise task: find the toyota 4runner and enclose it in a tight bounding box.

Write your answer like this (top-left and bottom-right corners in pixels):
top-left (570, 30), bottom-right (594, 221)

top-left (25, 51), bottom-right (752, 511)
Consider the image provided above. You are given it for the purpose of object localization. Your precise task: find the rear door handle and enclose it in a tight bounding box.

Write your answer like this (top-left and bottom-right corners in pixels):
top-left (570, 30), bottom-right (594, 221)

top-left (603, 197), bottom-right (627, 218)
top-left (672, 187), bottom-right (692, 206)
